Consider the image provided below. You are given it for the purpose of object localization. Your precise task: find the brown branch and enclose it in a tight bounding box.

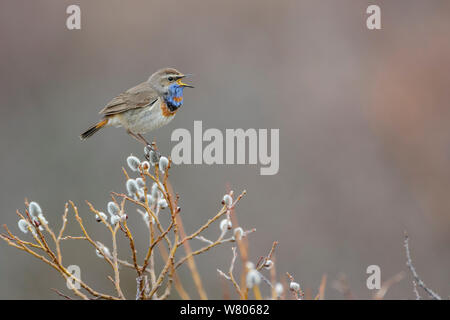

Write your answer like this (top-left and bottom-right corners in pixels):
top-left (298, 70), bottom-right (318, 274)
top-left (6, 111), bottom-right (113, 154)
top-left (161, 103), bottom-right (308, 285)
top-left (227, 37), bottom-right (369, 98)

top-left (51, 288), bottom-right (73, 300)
top-left (217, 247), bottom-right (244, 299)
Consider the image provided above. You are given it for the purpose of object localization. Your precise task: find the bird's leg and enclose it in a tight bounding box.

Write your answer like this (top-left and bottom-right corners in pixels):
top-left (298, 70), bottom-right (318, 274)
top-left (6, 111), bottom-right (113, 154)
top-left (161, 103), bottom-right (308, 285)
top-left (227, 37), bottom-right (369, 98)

top-left (138, 134), bottom-right (160, 156)
top-left (137, 134), bottom-right (152, 146)
top-left (127, 130), bottom-right (161, 161)
top-left (127, 130), bottom-right (147, 145)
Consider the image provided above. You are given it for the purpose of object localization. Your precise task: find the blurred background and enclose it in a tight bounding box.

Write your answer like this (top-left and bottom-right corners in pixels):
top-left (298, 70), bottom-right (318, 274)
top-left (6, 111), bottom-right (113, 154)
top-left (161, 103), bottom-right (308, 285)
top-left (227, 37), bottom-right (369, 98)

top-left (1, 0), bottom-right (449, 299)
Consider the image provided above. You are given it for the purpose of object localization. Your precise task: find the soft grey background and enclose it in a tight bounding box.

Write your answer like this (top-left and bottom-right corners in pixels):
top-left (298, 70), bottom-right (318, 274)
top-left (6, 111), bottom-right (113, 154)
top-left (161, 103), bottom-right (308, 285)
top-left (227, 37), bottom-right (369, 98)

top-left (0, 0), bottom-right (449, 299)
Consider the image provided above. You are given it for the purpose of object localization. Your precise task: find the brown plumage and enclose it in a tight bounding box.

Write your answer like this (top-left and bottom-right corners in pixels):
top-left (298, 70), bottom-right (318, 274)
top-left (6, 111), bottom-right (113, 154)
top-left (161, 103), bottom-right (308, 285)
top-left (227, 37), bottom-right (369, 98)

top-left (98, 82), bottom-right (159, 116)
top-left (80, 67), bottom-right (193, 145)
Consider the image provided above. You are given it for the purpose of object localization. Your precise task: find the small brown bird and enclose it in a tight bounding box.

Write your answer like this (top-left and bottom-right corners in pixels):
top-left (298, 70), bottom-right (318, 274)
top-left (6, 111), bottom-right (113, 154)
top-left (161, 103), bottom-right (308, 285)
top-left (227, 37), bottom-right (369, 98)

top-left (80, 67), bottom-right (193, 145)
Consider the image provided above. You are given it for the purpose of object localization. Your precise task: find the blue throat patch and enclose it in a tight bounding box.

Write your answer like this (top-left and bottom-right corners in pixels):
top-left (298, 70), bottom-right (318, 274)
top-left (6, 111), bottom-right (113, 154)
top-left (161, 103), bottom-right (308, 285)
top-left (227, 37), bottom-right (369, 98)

top-left (165, 83), bottom-right (184, 111)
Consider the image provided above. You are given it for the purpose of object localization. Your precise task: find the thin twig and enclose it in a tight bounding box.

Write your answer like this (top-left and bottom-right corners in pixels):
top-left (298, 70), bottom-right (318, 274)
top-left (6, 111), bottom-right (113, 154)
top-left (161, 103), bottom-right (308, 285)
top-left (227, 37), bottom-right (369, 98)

top-left (404, 232), bottom-right (441, 300)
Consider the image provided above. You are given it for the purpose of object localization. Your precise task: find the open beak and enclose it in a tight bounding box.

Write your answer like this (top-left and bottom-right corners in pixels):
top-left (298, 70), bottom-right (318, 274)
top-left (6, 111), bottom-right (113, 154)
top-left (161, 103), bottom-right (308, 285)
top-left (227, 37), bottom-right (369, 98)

top-left (177, 75), bottom-right (194, 88)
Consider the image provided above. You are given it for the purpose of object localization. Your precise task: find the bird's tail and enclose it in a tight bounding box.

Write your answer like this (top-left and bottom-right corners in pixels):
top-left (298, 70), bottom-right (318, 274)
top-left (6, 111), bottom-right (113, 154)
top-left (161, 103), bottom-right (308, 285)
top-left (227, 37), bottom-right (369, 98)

top-left (80, 118), bottom-right (108, 140)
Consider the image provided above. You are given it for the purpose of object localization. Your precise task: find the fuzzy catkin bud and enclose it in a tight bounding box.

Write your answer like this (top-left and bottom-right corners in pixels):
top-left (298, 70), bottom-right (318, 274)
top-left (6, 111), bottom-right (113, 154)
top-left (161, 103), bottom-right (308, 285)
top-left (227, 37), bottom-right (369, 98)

top-left (151, 183), bottom-right (160, 199)
top-left (126, 179), bottom-right (139, 196)
top-left (95, 243), bottom-right (111, 259)
top-left (137, 190), bottom-right (146, 202)
top-left (148, 149), bottom-right (159, 165)
top-left (127, 155), bottom-right (141, 171)
top-left (220, 219), bottom-right (232, 233)
top-left (142, 212), bottom-right (152, 224)
top-left (136, 178), bottom-right (145, 189)
top-left (264, 259), bottom-right (274, 270)
top-left (37, 213), bottom-right (48, 225)
top-left (110, 215), bottom-right (120, 225)
top-left (18, 219), bottom-right (30, 233)
top-left (158, 199), bottom-right (168, 209)
top-left (159, 156), bottom-right (169, 173)
top-left (146, 194), bottom-right (155, 206)
top-left (107, 202), bottom-right (120, 216)
top-left (96, 212), bottom-right (108, 222)
top-left (233, 227), bottom-right (244, 241)
top-left (246, 269), bottom-right (261, 289)
top-left (142, 213), bottom-right (149, 223)
top-left (222, 194), bottom-right (233, 208)
top-left (140, 161), bottom-right (150, 172)
top-left (29, 201), bottom-right (42, 218)
top-left (290, 282), bottom-right (300, 291)
top-left (275, 283), bottom-right (283, 296)
top-left (95, 249), bottom-right (104, 259)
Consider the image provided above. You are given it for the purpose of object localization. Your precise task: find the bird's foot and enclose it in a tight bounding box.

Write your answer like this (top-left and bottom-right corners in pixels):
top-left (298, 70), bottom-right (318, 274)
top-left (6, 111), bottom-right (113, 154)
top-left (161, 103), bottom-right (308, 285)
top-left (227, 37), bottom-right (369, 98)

top-left (144, 143), bottom-right (161, 164)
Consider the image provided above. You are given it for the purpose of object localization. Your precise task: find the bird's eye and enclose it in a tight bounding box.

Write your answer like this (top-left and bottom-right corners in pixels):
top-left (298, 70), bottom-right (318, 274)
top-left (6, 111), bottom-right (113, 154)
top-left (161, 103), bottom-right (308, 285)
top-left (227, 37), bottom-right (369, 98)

top-left (168, 77), bottom-right (174, 81)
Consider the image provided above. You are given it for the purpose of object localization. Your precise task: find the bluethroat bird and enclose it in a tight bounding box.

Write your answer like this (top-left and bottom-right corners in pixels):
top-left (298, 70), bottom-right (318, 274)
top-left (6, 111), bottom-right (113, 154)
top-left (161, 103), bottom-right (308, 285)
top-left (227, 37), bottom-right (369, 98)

top-left (80, 67), bottom-right (193, 146)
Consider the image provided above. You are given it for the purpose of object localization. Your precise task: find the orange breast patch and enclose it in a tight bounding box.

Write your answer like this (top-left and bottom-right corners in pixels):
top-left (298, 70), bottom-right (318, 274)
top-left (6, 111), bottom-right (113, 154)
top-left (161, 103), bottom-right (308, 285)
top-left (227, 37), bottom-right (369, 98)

top-left (160, 101), bottom-right (177, 117)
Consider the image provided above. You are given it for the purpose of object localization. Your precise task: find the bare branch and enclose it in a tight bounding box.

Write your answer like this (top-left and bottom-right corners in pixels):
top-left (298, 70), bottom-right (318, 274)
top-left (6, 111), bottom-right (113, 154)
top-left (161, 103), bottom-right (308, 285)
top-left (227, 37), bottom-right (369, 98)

top-left (404, 232), bottom-right (441, 300)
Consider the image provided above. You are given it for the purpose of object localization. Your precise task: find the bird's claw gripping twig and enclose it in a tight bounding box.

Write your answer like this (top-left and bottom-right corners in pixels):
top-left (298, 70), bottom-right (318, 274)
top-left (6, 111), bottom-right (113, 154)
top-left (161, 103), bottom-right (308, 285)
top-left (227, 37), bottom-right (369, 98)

top-left (144, 144), bottom-right (161, 163)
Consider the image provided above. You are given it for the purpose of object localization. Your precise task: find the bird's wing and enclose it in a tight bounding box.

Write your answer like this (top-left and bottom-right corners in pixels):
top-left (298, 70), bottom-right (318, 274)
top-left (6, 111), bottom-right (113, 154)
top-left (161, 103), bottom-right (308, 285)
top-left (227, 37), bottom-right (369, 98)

top-left (99, 82), bottom-right (159, 116)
